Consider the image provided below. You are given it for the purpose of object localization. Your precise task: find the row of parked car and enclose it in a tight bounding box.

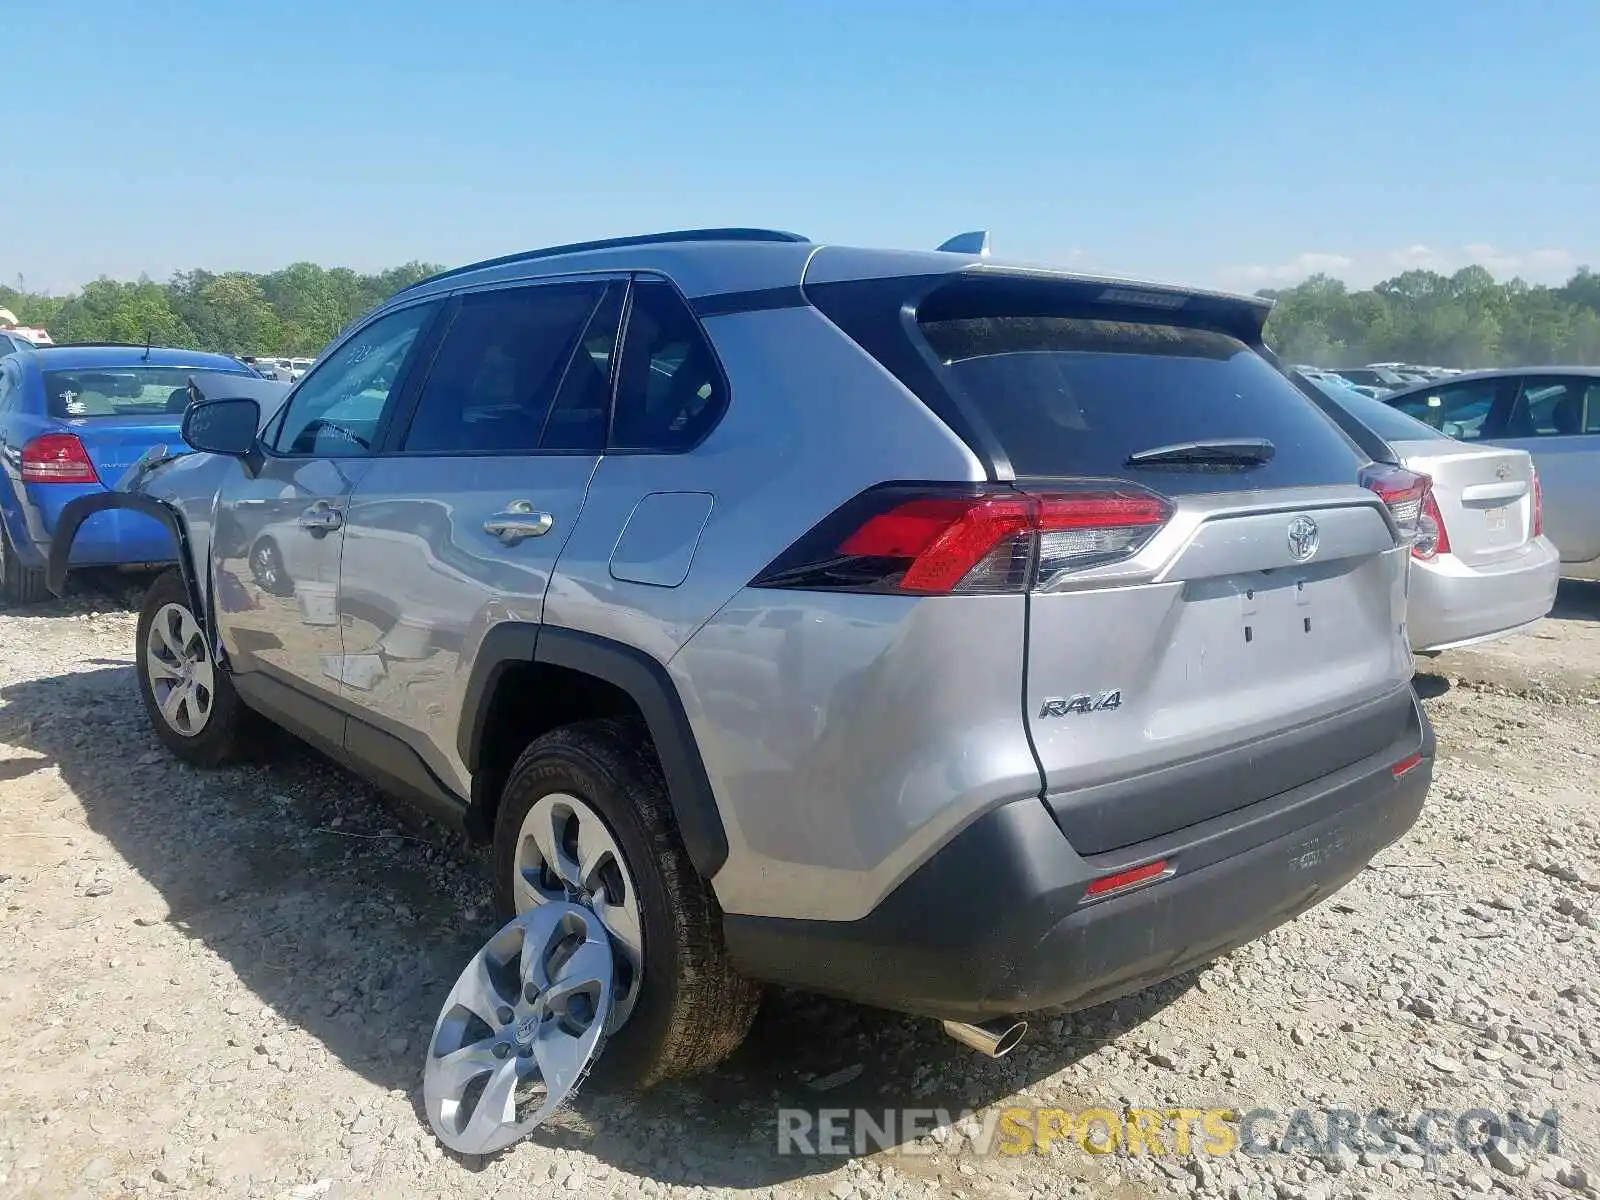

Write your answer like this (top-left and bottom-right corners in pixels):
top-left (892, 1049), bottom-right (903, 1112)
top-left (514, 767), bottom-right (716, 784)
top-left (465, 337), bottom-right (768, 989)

top-left (242, 355), bottom-right (313, 382)
top-left (0, 231), bottom-right (1590, 1128)
top-left (1296, 362), bottom-right (1466, 397)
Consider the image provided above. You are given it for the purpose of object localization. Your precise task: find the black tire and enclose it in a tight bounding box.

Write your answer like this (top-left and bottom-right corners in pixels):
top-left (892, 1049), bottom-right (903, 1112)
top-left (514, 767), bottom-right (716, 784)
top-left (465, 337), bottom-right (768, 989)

top-left (135, 570), bottom-right (257, 767)
top-left (492, 718), bottom-right (760, 1090)
top-left (0, 520), bottom-right (49, 606)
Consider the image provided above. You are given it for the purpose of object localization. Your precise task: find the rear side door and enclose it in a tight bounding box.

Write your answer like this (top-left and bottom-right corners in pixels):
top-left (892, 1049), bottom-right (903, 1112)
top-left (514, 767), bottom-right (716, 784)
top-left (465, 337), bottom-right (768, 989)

top-left (337, 276), bottom-right (625, 794)
top-left (1484, 375), bottom-right (1600, 567)
top-left (211, 300), bottom-right (441, 706)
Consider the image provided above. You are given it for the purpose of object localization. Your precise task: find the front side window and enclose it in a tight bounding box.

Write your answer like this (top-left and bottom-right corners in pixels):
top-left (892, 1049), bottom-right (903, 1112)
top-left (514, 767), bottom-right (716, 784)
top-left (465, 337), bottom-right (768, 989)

top-left (42, 365), bottom-right (246, 420)
top-left (271, 302), bottom-right (436, 456)
top-left (610, 278), bottom-right (726, 452)
top-left (1506, 379), bottom-right (1583, 438)
top-left (1388, 379), bottom-right (1502, 440)
top-left (401, 281), bottom-right (618, 454)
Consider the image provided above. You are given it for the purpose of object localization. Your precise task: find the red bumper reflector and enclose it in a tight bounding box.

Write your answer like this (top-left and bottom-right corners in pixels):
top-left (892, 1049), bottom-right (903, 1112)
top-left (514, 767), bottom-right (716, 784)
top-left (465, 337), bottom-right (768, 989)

top-left (1391, 752), bottom-right (1423, 779)
top-left (1084, 858), bottom-right (1169, 899)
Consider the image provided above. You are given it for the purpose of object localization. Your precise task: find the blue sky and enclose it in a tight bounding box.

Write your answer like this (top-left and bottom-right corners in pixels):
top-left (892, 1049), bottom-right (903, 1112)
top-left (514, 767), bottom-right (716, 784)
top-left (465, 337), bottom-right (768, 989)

top-left (7, 0), bottom-right (1597, 294)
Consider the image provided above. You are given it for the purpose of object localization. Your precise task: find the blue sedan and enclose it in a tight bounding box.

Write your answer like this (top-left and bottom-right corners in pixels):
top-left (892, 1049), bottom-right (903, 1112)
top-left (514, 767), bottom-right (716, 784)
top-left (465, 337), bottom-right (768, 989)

top-left (0, 345), bottom-right (257, 603)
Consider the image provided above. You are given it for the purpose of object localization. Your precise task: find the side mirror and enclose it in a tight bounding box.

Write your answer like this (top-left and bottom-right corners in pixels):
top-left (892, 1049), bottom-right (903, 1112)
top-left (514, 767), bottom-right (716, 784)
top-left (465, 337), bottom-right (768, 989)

top-left (182, 396), bottom-right (262, 463)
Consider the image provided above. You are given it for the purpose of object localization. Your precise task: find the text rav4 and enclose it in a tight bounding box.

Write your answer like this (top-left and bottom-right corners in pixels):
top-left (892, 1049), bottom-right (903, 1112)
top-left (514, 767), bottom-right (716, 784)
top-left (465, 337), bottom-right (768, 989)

top-left (1038, 691), bottom-right (1123, 718)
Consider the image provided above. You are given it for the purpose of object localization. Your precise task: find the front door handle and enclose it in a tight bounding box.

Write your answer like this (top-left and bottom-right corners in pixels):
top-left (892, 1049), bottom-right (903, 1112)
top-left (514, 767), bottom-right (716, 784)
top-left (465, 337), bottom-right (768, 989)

top-left (297, 502), bottom-right (344, 534)
top-left (483, 500), bottom-right (553, 545)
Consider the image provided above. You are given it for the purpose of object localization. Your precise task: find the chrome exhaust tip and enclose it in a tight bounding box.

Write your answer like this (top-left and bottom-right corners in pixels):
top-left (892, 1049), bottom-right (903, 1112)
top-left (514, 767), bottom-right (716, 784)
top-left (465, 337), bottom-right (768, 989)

top-left (940, 1018), bottom-right (1028, 1058)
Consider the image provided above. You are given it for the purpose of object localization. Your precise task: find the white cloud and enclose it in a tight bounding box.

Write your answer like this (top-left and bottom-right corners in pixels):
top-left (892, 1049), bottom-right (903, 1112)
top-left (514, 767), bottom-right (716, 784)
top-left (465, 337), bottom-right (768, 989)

top-left (1219, 252), bottom-right (1353, 286)
top-left (1527, 248), bottom-right (1574, 271)
top-left (1389, 244), bottom-right (1438, 269)
top-left (1462, 242), bottom-right (1522, 272)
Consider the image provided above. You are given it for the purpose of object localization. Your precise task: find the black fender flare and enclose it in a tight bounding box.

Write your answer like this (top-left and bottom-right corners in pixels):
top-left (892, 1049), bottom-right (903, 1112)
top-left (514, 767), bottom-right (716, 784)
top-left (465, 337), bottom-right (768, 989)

top-left (47, 493), bottom-right (204, 626)
top-left (460, 623), bottom-right (730, 879)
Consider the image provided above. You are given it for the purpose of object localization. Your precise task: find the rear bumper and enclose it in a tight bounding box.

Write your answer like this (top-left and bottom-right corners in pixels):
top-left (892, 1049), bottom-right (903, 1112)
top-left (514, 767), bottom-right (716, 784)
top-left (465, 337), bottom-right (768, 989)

top-left (724, 694), bottom-right (1433, 1021)
top-left (1407, 536), bottom-right (1560, 653)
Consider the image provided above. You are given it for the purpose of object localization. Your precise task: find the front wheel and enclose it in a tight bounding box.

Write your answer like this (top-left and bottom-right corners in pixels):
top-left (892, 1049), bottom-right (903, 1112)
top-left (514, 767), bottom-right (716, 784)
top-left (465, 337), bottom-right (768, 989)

top-left (492, 718), bottom-right (760, 1089)
top-left (135, 570), bottom-right (256, 766)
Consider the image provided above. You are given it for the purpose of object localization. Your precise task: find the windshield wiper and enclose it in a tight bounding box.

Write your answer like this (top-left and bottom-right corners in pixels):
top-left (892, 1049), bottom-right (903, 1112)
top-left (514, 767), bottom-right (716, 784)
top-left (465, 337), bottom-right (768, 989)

top-left (1125, 438), bottom-right (1276, 467)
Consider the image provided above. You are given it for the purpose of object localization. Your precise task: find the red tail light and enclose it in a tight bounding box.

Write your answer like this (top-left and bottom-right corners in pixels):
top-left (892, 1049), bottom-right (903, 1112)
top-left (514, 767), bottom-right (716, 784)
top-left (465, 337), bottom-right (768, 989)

top-left (1531, 469), bottom-right (1543, 538)
top-left (1391, 752), bottom-right (1423, 779)
top-left (753, 484), bottom-right (1173, 595)
top-left (21, 433), bottom-right (99, 484)
top-left (1359, 464), bottom-right (1431, 546)
top-left (1413, 487), bottom-right (1451, 560)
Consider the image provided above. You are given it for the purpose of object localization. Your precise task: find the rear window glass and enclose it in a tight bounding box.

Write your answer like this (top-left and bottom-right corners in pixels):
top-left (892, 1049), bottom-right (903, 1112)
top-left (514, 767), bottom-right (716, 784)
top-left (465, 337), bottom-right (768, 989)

top-left (918, 316), bottom-right (1363, 491)
top-left (1308, 378), bottom-right (1450, 442)
top-left (43, 366), bottom-right (246, 419)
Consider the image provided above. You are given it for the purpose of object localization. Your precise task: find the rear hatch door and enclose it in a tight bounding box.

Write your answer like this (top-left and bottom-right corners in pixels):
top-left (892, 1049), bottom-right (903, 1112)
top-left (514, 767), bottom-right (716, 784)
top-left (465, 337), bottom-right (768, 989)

top-left (917, 286), bottom-right (1416, 854)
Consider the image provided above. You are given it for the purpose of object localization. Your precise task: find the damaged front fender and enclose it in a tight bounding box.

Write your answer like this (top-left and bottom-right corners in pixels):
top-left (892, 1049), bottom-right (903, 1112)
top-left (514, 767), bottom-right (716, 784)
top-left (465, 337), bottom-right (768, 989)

top-left (47, 490), bottom-right (204, 616)
top-left (46, 370), bottom-right (289, 623)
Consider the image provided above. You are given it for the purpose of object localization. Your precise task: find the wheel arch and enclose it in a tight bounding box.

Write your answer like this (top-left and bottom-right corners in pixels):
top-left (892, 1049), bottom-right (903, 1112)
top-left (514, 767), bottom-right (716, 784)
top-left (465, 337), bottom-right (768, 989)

top-left (460, 623), bottom-right (730, 880)
top-left (47, 493), bottom-right (205, 626)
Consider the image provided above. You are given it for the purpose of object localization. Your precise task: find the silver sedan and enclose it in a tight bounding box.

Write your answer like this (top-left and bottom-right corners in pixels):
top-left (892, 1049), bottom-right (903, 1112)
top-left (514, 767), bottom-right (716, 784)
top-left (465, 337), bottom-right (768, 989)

top-left (1383, 368), bottom-right (1600, 582)
top-left (1305, 378), bottom-right (1560, 653)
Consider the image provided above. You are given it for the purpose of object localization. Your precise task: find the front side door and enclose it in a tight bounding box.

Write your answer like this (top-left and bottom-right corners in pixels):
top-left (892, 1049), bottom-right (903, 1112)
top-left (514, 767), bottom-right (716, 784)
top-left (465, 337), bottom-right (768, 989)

top-left (1485, 376), bottom-right (1600, 567)
top-left (211, 300), bottom-right (441, 705)
top-left (338, 277), bottom-right (625, 793)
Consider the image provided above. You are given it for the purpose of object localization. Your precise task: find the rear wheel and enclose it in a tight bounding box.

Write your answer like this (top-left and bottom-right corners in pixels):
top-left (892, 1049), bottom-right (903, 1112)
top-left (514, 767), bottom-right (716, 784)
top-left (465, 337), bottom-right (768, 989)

top-left (492, 718), bottom-right (760, 1089)
top-left (0, 521), bottom-right (49, 606)
top-left (136, 570), bottom-right (256, 766)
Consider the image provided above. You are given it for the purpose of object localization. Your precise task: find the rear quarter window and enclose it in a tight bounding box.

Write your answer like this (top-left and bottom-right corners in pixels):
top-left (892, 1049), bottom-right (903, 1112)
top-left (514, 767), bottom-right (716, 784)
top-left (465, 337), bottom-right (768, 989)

top-left (918, 315), bottom-right (1364, 492)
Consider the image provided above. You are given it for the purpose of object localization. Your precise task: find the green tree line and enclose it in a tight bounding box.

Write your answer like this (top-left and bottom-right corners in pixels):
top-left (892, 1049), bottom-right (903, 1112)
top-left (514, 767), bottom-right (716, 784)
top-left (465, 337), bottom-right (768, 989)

top-left (1259, 265), bottom-right (1600, 367)
top-left (0, 262), bottom-right (444, 357)
top-left (5, 260), bottom-right (1600, 367)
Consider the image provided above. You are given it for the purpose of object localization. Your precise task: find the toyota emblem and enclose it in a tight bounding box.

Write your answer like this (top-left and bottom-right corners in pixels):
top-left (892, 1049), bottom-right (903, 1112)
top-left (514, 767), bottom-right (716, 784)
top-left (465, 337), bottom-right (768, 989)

top-left (1287, 516), bottom-right (1319, 562)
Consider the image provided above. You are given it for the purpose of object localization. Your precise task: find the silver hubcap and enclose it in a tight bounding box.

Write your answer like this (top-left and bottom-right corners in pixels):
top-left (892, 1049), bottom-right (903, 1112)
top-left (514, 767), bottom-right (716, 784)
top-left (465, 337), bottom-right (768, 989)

top-left (424, 904), bottom-right (613, 1155)
top-left (145, 602), bottom-right (214, 737)
top-left (513, 793), bottom-right (643, 1029)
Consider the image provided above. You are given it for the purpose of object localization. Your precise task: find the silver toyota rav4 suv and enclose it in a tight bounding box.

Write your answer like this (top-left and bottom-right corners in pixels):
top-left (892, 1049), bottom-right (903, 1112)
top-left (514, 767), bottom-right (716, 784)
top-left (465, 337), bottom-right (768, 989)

top-left (51, 229), bottom-right (1434, 1091)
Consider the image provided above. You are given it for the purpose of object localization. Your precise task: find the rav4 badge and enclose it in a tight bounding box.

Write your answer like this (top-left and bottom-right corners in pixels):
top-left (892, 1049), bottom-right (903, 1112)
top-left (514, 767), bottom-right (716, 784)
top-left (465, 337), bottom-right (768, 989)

top-left (1038, 691), bottom-right (1123, 718)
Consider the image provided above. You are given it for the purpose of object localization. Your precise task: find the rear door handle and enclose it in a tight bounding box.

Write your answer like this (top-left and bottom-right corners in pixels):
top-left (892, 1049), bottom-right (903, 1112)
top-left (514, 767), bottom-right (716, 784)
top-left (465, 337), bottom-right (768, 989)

top-left (483, 500), bottom-right (553, 545)
top-left (297, 502), bottom-right (344, 534)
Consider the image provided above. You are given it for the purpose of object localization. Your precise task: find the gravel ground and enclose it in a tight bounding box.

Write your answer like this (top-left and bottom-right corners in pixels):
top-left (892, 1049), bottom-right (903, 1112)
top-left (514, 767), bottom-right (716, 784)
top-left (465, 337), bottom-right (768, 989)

top-left (1, 579), bottom-right (1597, 1200)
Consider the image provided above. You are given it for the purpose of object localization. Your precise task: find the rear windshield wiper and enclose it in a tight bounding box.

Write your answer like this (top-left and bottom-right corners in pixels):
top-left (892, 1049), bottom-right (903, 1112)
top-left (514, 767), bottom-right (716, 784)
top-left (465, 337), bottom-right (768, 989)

top-left (1124, 438), bottom-right (1276, 467)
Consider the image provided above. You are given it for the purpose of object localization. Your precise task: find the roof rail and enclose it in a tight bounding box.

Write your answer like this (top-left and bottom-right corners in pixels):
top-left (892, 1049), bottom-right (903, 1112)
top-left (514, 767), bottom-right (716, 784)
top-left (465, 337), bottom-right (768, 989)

top-left (391, 227), bottom-right (811, 298)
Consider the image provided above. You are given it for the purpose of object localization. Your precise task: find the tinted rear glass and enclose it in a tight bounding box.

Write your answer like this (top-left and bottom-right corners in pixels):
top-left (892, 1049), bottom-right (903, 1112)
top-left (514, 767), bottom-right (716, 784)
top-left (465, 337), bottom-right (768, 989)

top-left (918, 315), bottom-right (1362, 491)
top-left (44, 366), bottom-right (246, 419)
top-left (1308, 377), bottom-right (1450, 442)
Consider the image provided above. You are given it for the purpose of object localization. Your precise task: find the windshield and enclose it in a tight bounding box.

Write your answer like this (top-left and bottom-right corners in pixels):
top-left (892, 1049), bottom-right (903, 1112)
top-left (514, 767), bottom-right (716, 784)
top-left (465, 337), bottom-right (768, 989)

top-left (44, 366), bottom-right (248, 419)
top-left (1307, 376), bottom-right (1450, 442)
